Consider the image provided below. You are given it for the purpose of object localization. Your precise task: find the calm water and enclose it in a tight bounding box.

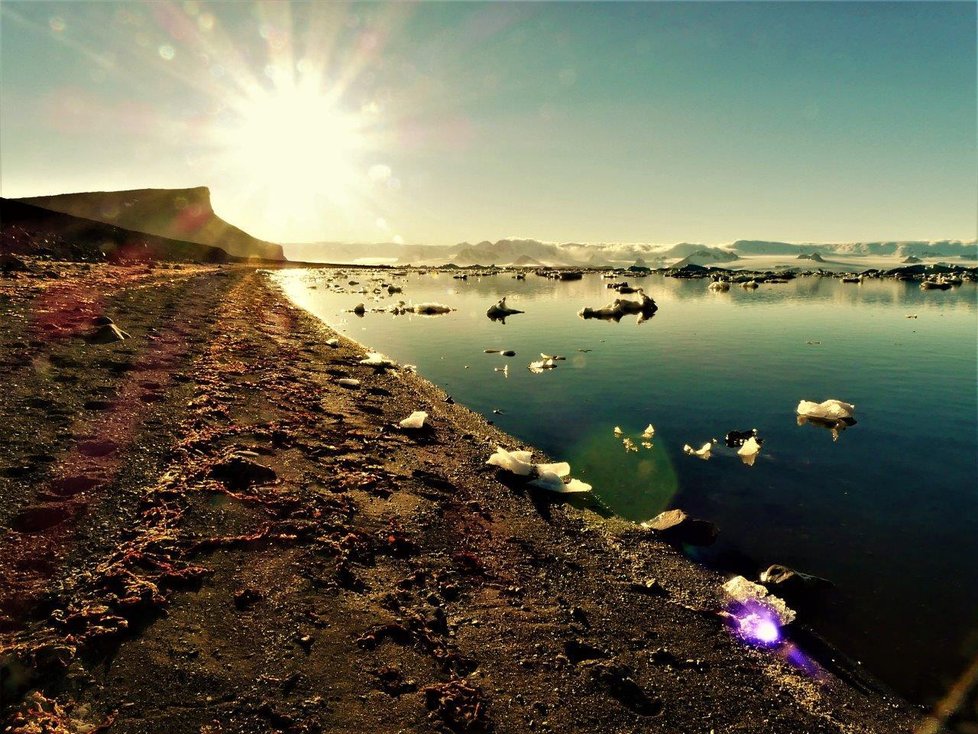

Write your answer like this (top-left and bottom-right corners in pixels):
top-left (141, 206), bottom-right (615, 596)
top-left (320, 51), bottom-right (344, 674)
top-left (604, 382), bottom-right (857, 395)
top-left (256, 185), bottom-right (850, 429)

top-left (276, 268), bottom-right (978, 708)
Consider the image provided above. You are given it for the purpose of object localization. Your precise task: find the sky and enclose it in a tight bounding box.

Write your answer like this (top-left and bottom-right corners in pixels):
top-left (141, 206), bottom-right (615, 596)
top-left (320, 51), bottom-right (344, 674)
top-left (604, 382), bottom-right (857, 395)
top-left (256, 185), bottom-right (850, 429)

top-left (1, 1), bottom-right (975, 247)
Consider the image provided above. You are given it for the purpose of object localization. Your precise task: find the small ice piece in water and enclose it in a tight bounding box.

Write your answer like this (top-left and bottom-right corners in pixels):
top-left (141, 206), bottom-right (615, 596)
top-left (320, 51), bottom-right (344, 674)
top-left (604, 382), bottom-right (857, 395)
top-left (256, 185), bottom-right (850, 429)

top-left (737, 436), bottom-right (762, 466)
top-left (336, 378), bottom-right (361, 388)
top-left (642, 424), bottom-right (655, 439)
top-left (622, 437), bottom-right (638, 452)
top-left (325, 338), bottom-right (339, 347)
top-left (528, 358), bottom-right (557, 372)
top-left (399, 411), bottom-right (428, 429)
top-left (683, 441), bottom-right (713, 460)
top-left (540, 353), bottom-right (566, 361)
top-left (796, 399), bottom-right (855, 422)
top-left (613, 426), bottom-right (623, 437)
top-left (641, 441), bottom-right (653, 449)
top-left (360, 352), bottom-right (397, 369)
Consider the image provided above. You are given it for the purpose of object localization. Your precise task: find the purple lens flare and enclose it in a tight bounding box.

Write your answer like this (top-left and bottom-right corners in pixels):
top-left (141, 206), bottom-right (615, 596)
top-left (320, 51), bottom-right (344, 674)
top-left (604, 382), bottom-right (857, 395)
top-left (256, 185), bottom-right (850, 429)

top-left (727, 599), bottom-right (784, 648)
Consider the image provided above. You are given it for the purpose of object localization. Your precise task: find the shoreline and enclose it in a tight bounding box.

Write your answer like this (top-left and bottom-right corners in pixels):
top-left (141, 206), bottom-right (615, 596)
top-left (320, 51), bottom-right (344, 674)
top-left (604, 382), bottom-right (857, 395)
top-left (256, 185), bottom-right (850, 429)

top-left (1, 261), bottom-right (922, 732)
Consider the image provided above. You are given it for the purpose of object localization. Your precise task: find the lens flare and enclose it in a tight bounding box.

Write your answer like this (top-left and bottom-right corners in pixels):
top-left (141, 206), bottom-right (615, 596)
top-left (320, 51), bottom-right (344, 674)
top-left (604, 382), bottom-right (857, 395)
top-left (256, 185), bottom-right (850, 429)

top-left (728, 599), bottom-right (784, 648)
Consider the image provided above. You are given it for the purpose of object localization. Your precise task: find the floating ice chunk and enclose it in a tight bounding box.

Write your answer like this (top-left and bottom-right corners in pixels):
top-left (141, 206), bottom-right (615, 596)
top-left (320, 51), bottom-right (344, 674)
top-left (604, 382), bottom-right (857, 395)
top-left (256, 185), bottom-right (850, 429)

top-left (399, 411), bottom-right (428, 429)
top-left (642, 424), bottom-right (655, 439)
top-left (336, 378), bottom-right (361, 388)
top-left (641, 441), bottom-right (653, 449)
top-left (622, 437), bottom-right (638, 452)
top-left (796, 399), bottom-right (855, 422)
top-left (737, 436), bottom-right (762, 466)
top-left (613, 426), bottom-right (623, 437)
top-left (487, 446), bottom-right (535, 476)
top-left (540, 353), bottom-right (566, 361)
top-left (528, 358), bottom-right (557, 373)
top-left (723, 575), bottom-right (796, 626)
top-left (359, 352), bottom-right (397, 369)
top-left (683, 441), bottom-right (713, 460)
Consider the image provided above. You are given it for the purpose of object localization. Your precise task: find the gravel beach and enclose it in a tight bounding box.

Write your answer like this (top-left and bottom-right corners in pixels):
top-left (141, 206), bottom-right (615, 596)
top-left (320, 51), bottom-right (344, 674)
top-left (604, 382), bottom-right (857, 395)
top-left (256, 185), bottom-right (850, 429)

top-left (1, 261), bottom-right (921, 733)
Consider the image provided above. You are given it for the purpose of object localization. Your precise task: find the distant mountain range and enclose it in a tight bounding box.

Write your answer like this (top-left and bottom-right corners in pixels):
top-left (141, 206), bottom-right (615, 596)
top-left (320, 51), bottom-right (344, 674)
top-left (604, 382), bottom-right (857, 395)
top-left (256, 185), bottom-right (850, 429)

top-left (286, 237), bottom-right (977, 267)
top-left (16, 187), bottom-right (284, 261)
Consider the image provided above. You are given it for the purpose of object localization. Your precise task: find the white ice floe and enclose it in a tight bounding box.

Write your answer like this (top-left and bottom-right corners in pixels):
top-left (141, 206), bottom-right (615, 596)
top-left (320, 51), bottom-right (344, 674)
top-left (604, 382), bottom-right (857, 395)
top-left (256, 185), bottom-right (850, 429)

top-left (642, 424), bottom-right (655, 439)
top-left (723, 575), bottom-right (796, 626)
top-left (359, 352), bottom-right (398, 369)
top-left (486, 447), bottom-right (591, 494)
top-left (528, 358), bottom-right (557, 373)
top-left (683, 441), bottom-right (714, 460)
top-left (399, 411), bottom-right (428, 429)
top-left (613, 426), bottom-right (623, 437)
top-left (796, 399), bottom-right (855, 422)
top-left (737, 436), bottom-right (762, 466)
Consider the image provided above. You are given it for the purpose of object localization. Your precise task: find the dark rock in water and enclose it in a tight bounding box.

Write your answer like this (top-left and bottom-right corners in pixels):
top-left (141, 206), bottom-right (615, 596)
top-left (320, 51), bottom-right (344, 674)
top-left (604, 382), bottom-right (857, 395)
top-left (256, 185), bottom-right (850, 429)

top-left (645, 509), bottom-right (718, 546)
top-left (85, 323), bottom-right (131, 344)
top-left (759, 564), bottom-right (833, 597)
top-left (211, 456), bottom-right (278, 490)
top-left (724, 428), bottom-right (758, 448)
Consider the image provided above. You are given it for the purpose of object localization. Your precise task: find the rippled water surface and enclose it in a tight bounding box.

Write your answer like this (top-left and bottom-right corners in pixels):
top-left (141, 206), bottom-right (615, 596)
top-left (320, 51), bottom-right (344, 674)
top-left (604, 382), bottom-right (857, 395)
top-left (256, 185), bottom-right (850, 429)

top-left (277, 268), bottom-right (977, 707)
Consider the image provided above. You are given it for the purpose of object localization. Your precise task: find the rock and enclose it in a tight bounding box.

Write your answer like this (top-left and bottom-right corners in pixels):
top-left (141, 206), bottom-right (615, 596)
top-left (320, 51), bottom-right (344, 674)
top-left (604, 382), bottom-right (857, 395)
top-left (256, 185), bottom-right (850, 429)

top-left (589, 662), bottom-right (664, 717)
top-left (0, 254), bottom-right (29, 272)
top-left (92, 315), bottom-right (114, 326)
top-left (643, 509), bottom-right (718, 546)
top-left (233, 587), bottom-right (263, 610)
top-left (627, 578), bottom-right (667, 597)
top-left (759, 564), bottom-right (833, 598)
top-left (85, 323), bottom-right (131, 344)
top-left (564, 639), bottom-right (608, 664)
top-left (211, 456), bottom-right (277, 490)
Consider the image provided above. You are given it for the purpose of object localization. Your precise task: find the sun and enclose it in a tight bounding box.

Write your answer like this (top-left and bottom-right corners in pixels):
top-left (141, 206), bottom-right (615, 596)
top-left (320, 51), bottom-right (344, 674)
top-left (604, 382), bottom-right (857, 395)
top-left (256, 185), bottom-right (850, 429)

top-left (224, 86), bottom-right (365, 211)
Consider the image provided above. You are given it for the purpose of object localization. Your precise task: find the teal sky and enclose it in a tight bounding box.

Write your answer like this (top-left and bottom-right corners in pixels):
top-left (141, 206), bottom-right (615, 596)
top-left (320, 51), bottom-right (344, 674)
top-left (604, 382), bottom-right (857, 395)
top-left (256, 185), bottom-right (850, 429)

top-left (1, 1), bottom-right (975, 246)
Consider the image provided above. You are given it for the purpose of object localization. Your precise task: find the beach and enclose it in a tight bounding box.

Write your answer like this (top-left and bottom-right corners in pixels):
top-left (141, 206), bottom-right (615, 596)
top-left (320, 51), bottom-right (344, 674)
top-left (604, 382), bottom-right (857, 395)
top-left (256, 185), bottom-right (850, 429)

top-left (0, 260), bottom-right (923, 733)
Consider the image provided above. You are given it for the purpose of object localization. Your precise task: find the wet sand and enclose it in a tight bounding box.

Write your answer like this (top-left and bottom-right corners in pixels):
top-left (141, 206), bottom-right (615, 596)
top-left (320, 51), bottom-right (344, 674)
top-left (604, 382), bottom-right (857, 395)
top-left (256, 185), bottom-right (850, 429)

top-left (0, 261), bottom-right (922, 733)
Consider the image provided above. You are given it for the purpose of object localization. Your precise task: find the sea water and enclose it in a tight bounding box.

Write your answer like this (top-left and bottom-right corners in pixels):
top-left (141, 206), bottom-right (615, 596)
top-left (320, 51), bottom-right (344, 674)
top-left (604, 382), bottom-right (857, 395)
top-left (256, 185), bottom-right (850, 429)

top-left (276, 268), bottom-right (977, 709)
